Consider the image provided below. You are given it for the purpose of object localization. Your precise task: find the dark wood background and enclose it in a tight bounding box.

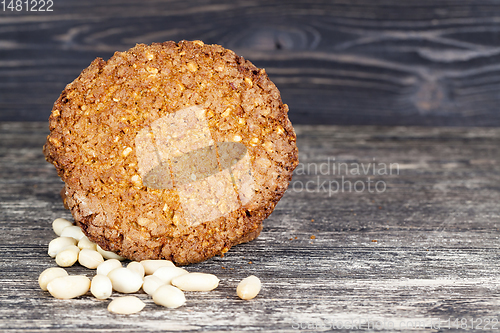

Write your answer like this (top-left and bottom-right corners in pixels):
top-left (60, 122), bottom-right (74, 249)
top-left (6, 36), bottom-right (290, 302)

top-left (2, 0), bottom-right (500, 126)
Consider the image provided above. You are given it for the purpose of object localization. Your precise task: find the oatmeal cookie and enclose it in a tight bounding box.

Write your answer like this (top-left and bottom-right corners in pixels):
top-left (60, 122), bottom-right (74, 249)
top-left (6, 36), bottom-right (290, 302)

top-left (44, 40), bottom-right (298, 265)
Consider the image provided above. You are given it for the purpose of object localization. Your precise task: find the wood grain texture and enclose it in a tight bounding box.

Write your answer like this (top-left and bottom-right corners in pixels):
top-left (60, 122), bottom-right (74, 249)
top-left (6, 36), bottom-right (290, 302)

top-left (2, 0), bottom-right (500, 126)
top-left (1, 122), bottom-right (500, 332)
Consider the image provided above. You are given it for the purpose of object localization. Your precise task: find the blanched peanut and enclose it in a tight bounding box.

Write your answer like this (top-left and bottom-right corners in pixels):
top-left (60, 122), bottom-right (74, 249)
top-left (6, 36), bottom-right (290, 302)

top-left (171, 273), bottom-right (219, 291)
top-left (153, 266), bottom-right (188, 284)
top-left (108, 268), bottom-right (143, 293)
top-left (142, 275), bottom-right (165, 296)
top-left (78, 236), bottom-right (97, 251)
top-left (96, 245), bottom-right (126, 261)
top-left (55, 245), bottom-right (80, 267)
top-left (48, 237), bottom-right (77, 258)
top-left (52, 218), bottom-right (73, 236)
top-left (152, 285), bottom-right (186, 308)
top-left (96, 259), bottom-right (122, 276)
top-left (108, 296), bottom-right (145, 314)
top-left (78, 249), bottom-right (104, 269)
top-left (60, 225), bottom-right (86, 241)
top-left (127, 261), bottom-right (145, 278)
top-left (38, 267), bottom-right (68, 291)
top-left (140, 259), bottom-right (175, 275)
top-left (237, 275), bottom-right (261, 300)
top-left (91, 274), bottom-right (112, 300)
top-left (47, 275), bottom-right (90, 299)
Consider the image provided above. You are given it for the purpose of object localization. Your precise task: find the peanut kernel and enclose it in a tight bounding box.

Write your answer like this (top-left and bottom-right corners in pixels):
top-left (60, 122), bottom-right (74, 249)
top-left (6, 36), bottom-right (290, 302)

top-left (52, 218), bottom-right (73, 236)
top-left (237, 275), bottom-right (261, 300)
top-left (47, 275), bottom-right (90, 300)
top-left (108, 296), bottom-right (145, 314)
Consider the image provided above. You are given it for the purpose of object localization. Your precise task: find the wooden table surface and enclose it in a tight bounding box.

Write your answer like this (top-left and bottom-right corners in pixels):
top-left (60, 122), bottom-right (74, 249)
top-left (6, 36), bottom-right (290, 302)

top-left (1, 122), bottom-right (500, 332)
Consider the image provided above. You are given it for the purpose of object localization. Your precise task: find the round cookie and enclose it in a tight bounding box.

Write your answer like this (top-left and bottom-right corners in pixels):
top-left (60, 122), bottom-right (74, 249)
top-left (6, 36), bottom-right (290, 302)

top-left (44, 40), bottom-right (298, 265)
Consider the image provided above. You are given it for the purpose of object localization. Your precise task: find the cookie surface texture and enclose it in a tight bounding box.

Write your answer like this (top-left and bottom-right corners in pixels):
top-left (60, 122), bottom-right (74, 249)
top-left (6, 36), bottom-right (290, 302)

top-left (44, 40), bottom-right (298, 265)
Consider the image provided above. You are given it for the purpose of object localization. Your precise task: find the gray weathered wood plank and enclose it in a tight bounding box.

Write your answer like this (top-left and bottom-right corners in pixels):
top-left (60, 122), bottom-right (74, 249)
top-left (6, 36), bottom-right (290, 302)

top-left (1, 122), bottom-right (500, 332)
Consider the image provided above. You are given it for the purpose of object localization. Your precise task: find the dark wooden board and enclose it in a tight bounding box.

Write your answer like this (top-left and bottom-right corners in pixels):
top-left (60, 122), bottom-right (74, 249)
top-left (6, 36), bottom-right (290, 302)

top-left (2, 0), bottom-right (500, 126)
top-left (1, 122), bottom-right (500, 332)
